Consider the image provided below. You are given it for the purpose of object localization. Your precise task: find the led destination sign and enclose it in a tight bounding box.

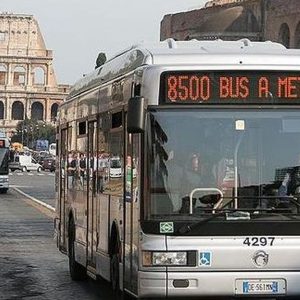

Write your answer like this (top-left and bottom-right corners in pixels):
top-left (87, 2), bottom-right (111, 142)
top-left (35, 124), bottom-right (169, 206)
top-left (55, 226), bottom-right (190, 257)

top-left (161, 71), bottom-right (300, 104)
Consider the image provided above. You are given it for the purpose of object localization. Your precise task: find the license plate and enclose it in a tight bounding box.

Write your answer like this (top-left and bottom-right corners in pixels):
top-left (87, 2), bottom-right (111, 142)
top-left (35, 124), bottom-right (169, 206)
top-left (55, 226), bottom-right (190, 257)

top-left (235, 279), bottom-right (286, 295)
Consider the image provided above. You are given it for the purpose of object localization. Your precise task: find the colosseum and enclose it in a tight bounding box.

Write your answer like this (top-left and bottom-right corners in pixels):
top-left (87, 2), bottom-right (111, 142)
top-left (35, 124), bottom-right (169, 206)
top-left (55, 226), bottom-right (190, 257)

top-left (161, 0), bottom-right (300, 49)
top-left (0, 13), bottom-right (69, 137)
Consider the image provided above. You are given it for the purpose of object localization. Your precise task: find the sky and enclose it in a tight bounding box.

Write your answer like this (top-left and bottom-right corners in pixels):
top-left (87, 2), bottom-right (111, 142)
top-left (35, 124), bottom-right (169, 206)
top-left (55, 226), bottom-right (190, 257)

top-left (1, 0), bottom-right (207, 85)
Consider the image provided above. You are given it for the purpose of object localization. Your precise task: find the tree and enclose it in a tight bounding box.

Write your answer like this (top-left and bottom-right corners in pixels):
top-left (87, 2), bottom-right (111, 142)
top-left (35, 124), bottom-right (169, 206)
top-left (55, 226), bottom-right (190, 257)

top-left (38, 123), bottom-right (56, 143)
top-left (12, 119), bottom-right (56, 148)
top-left (11, 117), bottom-right (34, 145)
top-left (95, 52), bottom-right (107, 69)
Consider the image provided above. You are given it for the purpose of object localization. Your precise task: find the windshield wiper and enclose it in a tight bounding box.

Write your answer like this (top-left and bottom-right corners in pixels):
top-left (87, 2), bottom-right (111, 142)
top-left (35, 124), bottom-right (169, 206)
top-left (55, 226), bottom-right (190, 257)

top-left (178, 209), bottom-right (232, 234)
top-left (177, 206), bottom-right (300, 234)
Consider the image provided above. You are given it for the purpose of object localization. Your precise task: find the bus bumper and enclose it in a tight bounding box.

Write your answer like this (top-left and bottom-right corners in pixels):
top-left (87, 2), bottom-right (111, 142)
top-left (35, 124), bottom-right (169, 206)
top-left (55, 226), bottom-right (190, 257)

top-left (138, 271), bottom-right (300, 298)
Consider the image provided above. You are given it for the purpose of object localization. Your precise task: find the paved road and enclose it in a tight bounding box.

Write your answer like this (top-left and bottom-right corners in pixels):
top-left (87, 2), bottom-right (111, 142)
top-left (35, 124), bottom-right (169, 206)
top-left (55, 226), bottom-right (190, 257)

top-left (6, 171), bottom-right (279, 300)
top-left (9, 170), bottom-right (56, 207)
top-left (0, 189), bottom-right (114, 300)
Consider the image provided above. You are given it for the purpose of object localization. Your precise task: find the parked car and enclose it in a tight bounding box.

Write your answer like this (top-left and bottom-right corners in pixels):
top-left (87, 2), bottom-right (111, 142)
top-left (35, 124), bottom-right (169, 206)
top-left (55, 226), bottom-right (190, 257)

top-left (36, 151), bottom-right (50, 165)
top-left (9, 154), bottom-right (42, 172)
top-left (42, 156), bottom-right (56, 172)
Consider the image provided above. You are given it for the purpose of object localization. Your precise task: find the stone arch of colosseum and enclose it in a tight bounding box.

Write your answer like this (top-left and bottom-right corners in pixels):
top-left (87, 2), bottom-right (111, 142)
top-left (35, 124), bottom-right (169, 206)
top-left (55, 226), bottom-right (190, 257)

top-left (13, 65), bottom-right (27, 86)
top-left (278, 23), bottom-right (291, 48)
top-left (0, 100), bottom-right (4, 119)
top-left (0, 64), bottom-right (7, 85)
top-left (294, 21), bottom-right (300, 49)
top-left (11, 100), bottom-right (25, 120)
top-left (50, 102), bottom-right (59, 121)
top-left (32, 65), bottom-right (46, 85)
top-left (31, 101), bottom-right (44, 120)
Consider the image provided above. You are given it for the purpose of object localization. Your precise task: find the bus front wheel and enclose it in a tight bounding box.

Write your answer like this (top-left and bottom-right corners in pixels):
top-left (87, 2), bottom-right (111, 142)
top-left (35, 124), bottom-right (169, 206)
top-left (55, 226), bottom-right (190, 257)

top-left (68, 218), bottom-right (86, 281)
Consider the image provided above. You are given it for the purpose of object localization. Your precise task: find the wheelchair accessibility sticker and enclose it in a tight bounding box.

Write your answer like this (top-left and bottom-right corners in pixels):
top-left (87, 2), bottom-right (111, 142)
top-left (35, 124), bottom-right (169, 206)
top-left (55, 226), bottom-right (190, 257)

top-left (199, 251), bottom-right (212, 267)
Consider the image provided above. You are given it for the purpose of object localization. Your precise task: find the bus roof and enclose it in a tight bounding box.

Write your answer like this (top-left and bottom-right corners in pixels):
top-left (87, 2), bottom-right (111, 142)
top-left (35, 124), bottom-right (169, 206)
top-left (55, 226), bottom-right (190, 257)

top-left (68, 39), bottom-right (300, 100)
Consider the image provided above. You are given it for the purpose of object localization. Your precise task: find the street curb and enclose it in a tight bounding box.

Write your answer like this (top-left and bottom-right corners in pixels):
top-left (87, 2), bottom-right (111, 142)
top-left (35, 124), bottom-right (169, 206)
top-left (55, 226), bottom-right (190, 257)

top-left (12, 187), bottom-right (56, 219)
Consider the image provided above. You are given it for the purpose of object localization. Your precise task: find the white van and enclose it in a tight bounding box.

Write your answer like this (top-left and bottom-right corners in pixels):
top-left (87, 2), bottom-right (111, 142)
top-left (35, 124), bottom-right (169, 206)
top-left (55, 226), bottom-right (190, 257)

top-left (49, 143), bottom-right (56, 156)
top-left (9, 154), bottom-right (42, 172)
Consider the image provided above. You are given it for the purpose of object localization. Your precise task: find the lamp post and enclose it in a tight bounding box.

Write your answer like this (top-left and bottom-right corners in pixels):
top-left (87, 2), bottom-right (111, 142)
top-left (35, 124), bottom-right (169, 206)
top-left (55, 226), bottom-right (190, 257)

top-left (21, 123), bottom-right (28, 146)
top-left (22, 115), bottom-right (28, 146)
top-left (33, 122), bottom-right (46, 150)
top-left (21, 123), bottom-right (24, 145)
top-left (29, 125), bottom-right (33, 148)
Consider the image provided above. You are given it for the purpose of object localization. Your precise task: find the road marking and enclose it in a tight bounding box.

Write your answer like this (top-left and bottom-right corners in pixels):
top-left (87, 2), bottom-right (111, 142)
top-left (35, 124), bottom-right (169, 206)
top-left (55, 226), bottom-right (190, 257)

top-left (12, 187), bottom-right (55, 219)
top-left (10, 172), bottom-right (54, 176)
top-left (10, 185), bottom-right (34, 188)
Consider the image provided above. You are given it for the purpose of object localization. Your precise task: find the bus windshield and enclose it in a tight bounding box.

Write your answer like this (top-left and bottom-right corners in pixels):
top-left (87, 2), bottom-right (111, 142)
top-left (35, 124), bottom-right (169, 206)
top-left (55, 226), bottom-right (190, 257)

top-left (147, 108), bottom-right (300, 220)
top-left (0, 148), bottom-right (9, 175)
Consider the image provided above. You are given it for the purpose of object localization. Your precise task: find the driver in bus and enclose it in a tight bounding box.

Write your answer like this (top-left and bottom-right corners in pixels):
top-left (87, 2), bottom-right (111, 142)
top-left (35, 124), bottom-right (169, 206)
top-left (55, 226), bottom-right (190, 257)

top-left (183, 153), bottom-right (203, 189)
top-left (179, 152), bottom-right (217, 213)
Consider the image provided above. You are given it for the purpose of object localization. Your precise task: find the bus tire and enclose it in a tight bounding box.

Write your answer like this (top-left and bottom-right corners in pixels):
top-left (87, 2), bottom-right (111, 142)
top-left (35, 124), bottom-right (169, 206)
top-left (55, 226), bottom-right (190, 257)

top-left (68, 218), bottom-right (86, 281)
top-left (110, 251), bottom-right (120, 295)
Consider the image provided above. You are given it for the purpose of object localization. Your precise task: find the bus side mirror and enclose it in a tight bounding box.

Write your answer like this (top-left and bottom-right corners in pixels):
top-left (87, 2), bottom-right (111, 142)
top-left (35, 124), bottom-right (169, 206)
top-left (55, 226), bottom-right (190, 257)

top-left (127, 96), bottom-right (145, 133)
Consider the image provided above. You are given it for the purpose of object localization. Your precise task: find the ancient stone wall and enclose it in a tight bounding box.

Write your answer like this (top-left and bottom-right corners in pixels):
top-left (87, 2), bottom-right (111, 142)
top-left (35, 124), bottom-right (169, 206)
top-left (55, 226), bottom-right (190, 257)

top-left (264, 0), bottom-right (300, 48)
top-left (0, 13), bottom-right (69, 137)
top-left (161, 0), bottom-right (300, 49)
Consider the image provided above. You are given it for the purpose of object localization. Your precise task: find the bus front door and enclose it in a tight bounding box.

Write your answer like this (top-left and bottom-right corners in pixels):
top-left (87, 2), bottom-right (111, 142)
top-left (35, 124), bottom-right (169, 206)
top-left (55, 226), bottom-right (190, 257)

top-left (59, 128), bottom-right (68, 251)
top-left (87, 121), bottom-right (97, 268)
top-left (123, 132), bottom-right (140, 294)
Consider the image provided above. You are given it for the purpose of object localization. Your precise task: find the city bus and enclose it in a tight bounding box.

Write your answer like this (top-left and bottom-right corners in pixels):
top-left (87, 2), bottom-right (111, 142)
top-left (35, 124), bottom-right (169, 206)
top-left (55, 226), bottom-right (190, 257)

top-left (0, 133), bottom-right (10, 193)
top-left (55, 38), bottom-right (300, 298)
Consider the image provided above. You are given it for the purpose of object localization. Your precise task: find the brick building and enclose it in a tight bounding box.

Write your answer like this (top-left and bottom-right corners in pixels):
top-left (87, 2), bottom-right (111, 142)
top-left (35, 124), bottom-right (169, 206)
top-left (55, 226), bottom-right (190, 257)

top-left (160, 0), bottom-right (300, 49)
top-left (0, 13), bottom-right (69, 137)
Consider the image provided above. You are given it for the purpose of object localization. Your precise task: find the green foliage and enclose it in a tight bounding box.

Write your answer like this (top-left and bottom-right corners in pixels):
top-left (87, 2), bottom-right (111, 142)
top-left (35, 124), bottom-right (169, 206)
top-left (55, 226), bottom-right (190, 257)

top-left (95, 52), bottom-right (107, 69)
top-left (12, 118), bottom-right (56, 148)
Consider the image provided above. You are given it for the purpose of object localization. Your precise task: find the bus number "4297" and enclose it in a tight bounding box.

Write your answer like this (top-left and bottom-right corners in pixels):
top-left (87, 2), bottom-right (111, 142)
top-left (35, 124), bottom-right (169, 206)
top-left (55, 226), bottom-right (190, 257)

top-left (243, 237), bottom-right (275, 247)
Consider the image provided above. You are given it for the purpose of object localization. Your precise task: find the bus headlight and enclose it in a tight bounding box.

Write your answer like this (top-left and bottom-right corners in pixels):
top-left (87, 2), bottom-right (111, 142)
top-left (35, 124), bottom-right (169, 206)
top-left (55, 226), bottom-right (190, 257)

top-left (142, 251), bottom-right (187, 266)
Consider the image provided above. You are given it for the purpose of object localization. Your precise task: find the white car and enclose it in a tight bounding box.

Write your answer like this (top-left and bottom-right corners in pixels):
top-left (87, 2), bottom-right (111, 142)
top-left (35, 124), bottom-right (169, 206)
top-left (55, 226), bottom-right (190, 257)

top-left (9, 154), bottom-right (42, 172)
top-left (109, 157), bottom-right (122, 178)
